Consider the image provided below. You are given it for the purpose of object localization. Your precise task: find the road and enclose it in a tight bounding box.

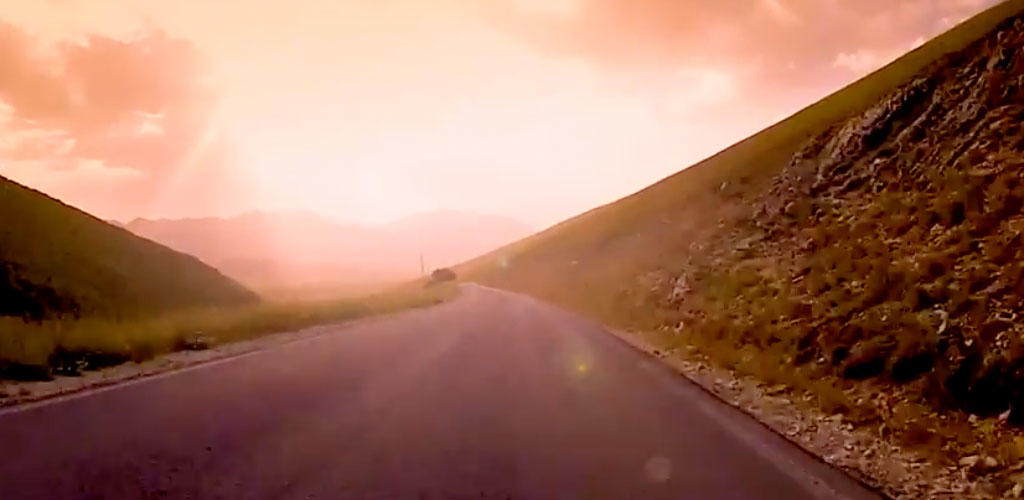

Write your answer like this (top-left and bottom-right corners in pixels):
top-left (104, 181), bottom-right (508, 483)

top-left (0, 285), bottom-right (879, 499)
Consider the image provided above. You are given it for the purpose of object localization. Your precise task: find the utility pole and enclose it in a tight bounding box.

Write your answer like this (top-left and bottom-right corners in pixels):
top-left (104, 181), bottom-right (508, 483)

top-left (420, 252), bottom-right (425, 276)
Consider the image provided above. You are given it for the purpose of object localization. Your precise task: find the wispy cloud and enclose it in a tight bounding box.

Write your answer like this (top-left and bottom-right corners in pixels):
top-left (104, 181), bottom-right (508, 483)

top-left (0, 22), bottom-right (242, 217)
top-left (488, 0), bottom-right (1003, 90)
top-left (0, 0), bottom-right (1006, 225)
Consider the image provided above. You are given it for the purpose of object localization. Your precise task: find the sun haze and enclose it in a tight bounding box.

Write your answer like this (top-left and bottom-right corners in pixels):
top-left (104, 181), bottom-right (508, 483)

top-left (0, 0), bottom-right (1000, 228)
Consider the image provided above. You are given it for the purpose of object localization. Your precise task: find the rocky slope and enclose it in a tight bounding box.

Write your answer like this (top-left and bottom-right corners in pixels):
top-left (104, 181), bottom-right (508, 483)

top-left (657, 13), bottom-right (1024, 421)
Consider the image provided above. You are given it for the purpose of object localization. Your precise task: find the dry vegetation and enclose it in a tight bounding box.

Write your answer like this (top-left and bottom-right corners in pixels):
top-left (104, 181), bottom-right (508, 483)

top-left (657, 11), bottom-right (1024, 422)
top-left (462, 1), bottom-right (1024, 492)
top-left (0, 284), bottom-right (456, 381)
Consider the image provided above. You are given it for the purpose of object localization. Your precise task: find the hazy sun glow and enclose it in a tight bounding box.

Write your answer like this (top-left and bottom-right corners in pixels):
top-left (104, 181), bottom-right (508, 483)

top-left (0, 0), bottom-right (1001, 227)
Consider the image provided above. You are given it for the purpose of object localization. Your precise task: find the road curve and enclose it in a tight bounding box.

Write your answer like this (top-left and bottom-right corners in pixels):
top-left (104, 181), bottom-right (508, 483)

top-left (0, 285), bottom-right (879, 499)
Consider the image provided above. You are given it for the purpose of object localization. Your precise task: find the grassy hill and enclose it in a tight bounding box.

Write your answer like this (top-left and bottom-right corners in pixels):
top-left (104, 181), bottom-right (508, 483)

top-left (464, 0), bottom-right (1024, 424)
top-left (465, 0), bottom-right (1024, 317)
top-left (0, 175), bottom-right (258, 320)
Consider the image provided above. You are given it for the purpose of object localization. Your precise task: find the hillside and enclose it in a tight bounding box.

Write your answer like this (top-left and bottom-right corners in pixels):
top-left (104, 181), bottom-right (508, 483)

top-left (125, 211), bottom-right (533, 292)
top-left (383, 210), bottom-right (536, 263)
top-left (0, 176), bottom-right (258, 320)
top-left (465, 0), bottom-right (1024, 422)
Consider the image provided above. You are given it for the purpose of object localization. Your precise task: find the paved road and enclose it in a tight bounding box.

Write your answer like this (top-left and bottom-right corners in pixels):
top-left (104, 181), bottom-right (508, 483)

top-left (0, 285), bottom-right (879, 499)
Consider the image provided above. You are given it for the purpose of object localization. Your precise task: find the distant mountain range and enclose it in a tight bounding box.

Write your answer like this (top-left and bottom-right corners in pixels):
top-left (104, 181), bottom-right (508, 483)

top-left (124, 210), bottom-right (533, 292)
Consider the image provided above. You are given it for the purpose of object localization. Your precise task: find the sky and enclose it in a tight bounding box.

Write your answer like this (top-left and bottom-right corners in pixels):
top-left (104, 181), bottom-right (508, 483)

top-left (0, 0), bottom-right (1001, 227)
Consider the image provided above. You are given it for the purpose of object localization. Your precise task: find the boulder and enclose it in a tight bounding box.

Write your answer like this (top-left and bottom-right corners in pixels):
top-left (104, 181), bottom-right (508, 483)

top-left (428, 268), bottom-right (457, 285)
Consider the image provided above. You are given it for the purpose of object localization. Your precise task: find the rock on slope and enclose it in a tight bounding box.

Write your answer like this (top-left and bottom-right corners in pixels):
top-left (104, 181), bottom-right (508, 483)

top-left (663, 13), bottom-right (1024, 421)
top-left (0, 176), bottom-right (258, 320)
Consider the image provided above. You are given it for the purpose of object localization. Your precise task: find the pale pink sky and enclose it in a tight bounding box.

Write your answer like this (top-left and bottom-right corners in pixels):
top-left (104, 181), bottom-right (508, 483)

top-left (0, 0), bottom-right (999, 227)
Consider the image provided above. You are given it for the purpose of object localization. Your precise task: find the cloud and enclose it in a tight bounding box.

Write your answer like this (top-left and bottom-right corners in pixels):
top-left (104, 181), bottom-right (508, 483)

top-left (72, 159), bottom-right (145, 180)
top-left (0, 22), bottom-right (238, 217)
top-left (832, 49), bottom-right (889, 74)
top-left (0, 23), bottom-right (70, 122)
top-left (761, 0), bottom-right (800, 26)
top-left (512, 0), bottom-right (581, 17)
top-left (487, 0), bottom-right (1003, 96)
top-left (832, 34), bottom-right (936, 75)
top-left (664, 67), bottom-right (738, 112)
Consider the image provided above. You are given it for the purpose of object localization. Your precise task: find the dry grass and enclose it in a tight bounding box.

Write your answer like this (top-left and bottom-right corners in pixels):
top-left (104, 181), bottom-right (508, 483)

top-left (0, 283), bottom-right (457, 379)
top-left (446, 5), bottom-right (1024, 487)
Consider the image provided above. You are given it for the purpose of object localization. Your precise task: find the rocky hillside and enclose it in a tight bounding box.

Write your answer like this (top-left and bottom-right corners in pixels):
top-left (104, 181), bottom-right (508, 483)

top-left (662, 13), bottom-right (1024, 420)
top-left (0, 176), bottom-right (258, 320)
top-left (466, 1), bottom-right (1024, 424)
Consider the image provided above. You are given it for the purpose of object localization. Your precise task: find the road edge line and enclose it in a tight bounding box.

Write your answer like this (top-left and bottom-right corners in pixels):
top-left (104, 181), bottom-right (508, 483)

top-left (470, 283), bottom-right (889, 500)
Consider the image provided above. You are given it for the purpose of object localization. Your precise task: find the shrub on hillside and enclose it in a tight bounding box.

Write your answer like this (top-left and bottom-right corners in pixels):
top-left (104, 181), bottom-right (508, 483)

top-left (428, 268), bottom-right (457, 285)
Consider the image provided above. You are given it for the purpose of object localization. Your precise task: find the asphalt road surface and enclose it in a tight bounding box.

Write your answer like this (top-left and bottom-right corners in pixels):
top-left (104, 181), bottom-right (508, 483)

top-left (0, 285), bottom-right (879, 499)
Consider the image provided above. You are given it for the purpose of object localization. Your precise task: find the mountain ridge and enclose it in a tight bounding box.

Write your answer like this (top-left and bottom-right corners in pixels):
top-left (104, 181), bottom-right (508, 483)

top-left (125, 210), bottom-right (533, 291)
top-left (0, 175), bottom-right (258, 320)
